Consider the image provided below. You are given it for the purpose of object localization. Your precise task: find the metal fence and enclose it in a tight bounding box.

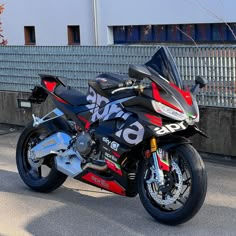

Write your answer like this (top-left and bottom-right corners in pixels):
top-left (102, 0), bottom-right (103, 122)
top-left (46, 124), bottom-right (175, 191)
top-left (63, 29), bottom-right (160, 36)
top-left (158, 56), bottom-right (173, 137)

top-left (0, 45), bottom-right (235, 107)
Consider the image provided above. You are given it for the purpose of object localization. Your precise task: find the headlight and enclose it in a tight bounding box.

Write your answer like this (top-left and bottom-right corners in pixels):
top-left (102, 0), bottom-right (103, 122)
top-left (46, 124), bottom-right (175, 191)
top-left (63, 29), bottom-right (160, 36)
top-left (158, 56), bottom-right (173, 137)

top-left (152, 101), bottom-right (188, 121)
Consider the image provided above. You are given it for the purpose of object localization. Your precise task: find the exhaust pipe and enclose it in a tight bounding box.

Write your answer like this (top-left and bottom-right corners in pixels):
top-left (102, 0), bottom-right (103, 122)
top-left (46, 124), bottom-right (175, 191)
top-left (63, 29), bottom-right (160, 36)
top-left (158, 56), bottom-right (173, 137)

top-left (82, 162), bottom-right (107, 171)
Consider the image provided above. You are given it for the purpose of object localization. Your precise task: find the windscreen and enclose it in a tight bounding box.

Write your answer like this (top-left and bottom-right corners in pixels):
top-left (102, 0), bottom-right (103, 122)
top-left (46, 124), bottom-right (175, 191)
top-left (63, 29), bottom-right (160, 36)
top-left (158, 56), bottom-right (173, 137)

top-left (145, 47), bottom-right (184, 89)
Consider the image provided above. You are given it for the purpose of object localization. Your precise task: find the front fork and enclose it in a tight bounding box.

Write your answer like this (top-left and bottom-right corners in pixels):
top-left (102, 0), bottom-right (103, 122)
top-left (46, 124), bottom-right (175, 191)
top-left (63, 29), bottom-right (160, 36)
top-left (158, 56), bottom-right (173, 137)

top-left (148, 137), bottom-right (170, 185)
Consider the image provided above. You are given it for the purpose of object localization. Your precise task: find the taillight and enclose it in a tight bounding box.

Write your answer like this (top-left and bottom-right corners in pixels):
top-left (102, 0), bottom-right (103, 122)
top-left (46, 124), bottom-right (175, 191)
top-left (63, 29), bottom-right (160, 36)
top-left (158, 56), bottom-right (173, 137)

top-left (43, 81), bottom-right (57, 92)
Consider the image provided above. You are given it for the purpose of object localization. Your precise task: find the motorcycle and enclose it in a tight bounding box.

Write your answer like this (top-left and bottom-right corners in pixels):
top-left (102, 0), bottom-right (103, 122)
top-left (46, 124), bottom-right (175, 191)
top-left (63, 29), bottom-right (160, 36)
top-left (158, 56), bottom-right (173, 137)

top-left (16, 47), bottom-right (207, 225)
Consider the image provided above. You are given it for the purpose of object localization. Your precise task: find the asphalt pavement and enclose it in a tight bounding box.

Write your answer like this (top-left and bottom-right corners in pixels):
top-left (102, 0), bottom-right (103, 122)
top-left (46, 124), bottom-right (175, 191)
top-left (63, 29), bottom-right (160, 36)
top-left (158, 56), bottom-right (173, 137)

top-left (0, 128), bottom-right (236, 236)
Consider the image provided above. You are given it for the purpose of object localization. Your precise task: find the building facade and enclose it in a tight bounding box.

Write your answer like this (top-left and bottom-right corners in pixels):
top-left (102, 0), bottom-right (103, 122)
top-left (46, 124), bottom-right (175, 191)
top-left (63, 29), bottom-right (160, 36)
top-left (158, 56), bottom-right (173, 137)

top-left (1, 0), bottom-right (236, 46)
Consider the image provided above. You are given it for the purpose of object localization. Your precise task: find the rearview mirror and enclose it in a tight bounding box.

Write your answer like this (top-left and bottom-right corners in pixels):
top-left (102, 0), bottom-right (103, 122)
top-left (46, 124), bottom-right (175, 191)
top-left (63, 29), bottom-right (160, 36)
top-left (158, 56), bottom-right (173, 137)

top-left (128, 65), bottom-right (151, 80)
top-left (195, 76), bottom-right (208, 88)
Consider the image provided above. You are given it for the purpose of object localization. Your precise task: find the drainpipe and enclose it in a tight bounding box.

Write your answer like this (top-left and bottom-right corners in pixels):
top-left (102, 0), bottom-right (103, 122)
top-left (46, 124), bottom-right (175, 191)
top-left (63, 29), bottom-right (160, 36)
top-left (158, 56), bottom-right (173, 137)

top-left (93, 0), bottom-right (98, 46)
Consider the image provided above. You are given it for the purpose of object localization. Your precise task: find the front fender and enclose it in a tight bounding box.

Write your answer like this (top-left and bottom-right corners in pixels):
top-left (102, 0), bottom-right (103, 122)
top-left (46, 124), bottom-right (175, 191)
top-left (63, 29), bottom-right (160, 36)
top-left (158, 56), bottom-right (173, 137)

top-left (158, 136), bottom-right (192, 151)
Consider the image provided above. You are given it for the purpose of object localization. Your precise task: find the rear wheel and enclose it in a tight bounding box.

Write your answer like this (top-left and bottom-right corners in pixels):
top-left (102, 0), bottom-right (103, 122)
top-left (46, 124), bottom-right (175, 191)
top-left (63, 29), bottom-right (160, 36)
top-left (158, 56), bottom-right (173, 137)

top-left (138, 144), bottom-right (207, 225)
top-left (16, 122), bottom-right (67, 193)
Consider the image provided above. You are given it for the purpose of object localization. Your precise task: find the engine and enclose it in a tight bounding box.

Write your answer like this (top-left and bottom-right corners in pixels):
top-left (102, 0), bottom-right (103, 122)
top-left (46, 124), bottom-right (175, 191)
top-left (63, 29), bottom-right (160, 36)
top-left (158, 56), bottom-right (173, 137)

top-left (75, 132), bottom-right (93, 156)
top-left (75, 132), bottom-right (101, 160)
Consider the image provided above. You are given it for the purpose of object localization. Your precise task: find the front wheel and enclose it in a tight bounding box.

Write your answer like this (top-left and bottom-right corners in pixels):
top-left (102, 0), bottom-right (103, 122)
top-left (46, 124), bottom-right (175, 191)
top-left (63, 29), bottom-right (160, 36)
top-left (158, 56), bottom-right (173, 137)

top-left (138, 144), bottom-right (207, 225)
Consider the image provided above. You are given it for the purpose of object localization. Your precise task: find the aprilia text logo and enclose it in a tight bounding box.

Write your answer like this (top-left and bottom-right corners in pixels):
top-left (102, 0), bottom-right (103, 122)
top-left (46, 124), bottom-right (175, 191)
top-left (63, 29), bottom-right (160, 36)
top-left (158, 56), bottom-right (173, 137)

top-left (154, 121), bottom-right (187, 136)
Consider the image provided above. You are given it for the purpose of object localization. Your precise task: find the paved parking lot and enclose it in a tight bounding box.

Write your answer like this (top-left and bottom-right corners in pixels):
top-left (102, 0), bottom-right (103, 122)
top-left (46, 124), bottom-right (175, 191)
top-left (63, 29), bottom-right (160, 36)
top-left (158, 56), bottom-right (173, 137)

top-left (0, 129), bottom-right (236, 236)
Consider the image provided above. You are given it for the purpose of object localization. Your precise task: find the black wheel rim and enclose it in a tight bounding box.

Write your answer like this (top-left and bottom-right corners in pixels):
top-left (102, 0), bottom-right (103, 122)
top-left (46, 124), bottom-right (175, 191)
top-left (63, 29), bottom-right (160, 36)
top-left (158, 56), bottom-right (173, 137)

top-left (143, 151), bottom-right (192, 212)
top-left (21, 128), bottom-right (54, 183)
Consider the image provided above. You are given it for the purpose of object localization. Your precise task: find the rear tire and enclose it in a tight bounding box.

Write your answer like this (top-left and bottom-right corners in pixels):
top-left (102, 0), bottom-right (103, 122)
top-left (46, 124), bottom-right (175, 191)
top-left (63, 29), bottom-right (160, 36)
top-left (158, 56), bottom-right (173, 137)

top-left (16, 122), bottom-right (67, 193)
top-left (138, 144), bottom-right (207, 225)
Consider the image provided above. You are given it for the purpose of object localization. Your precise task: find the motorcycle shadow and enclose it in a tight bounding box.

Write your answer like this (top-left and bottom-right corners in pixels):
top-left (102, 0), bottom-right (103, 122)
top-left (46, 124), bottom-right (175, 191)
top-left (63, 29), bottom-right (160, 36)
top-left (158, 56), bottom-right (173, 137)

top-left (1, 169), bottom-right (236, 235)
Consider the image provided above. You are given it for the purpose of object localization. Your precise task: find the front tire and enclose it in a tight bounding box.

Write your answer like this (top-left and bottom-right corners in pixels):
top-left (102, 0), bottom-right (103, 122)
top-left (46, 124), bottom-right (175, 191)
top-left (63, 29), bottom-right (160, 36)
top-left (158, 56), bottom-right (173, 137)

top-left (16, 122), bottom-right (67, 193)
top-left (138, 144), bottom-right (207, 225)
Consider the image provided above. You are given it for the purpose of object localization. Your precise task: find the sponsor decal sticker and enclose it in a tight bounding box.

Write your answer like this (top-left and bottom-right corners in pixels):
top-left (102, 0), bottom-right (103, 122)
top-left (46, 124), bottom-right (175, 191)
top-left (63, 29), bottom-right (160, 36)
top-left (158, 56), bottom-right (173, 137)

top-left (102, 137), bottom-right (120, 151)
top-left (104, 152), bottom-right (118, 162)
top-left (110, 141), bottom-right (120, 151)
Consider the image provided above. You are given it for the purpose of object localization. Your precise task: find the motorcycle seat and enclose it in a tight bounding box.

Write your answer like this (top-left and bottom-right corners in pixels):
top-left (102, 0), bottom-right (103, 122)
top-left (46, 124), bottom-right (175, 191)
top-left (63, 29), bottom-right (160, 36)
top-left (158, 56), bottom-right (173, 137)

top-left (54, 85), bottom-right (88, 106)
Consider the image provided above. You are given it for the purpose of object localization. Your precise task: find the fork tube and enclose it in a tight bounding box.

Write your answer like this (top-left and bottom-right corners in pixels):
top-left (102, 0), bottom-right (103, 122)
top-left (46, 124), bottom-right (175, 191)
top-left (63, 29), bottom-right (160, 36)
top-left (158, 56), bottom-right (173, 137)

top-left (150, 137), bottom-right (165, 185)
top-left (150, 136), bottom-right (157, 152)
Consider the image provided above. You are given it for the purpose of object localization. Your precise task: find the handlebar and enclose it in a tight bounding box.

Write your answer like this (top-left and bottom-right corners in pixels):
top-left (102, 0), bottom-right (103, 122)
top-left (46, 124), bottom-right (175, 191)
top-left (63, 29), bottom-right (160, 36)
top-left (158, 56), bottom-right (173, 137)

top-left (110, 79), bottom-right (135, 93)
top-left (111, 82), bottom-right (147, 95)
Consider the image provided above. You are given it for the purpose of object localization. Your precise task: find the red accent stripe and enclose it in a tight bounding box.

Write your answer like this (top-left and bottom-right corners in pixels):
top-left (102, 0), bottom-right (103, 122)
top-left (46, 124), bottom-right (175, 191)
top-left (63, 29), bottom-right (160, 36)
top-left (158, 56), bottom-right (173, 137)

top-left (105, 159), bottom-right (122, 176)
top-left (82, 173), bottom-right (125, 196)
top-left (144, 114), bottom-right (162, 127)
top-left (157, 156), bottom-right (170, 171)
top-left (112, 151), bottom-right (121, 158)
top-left (152, 82), bottom-right (183, 113)
top-left (54, 95), bottom-right (69, 104)
top-left (169, 82), bottom-right (193, 106)
top-left (77, 115), bottom-right (91, 129)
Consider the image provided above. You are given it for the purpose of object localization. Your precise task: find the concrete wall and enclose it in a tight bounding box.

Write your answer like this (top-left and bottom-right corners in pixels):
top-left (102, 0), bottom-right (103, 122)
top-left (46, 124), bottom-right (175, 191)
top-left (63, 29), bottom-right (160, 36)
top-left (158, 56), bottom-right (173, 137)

top-left (2, 0), bottom-right (236, 45)
top-left (191, 106), bottom-right (236, 157)
top-left (1, 91), bottom-right (235, 157)
top-left (0, 91), bottom-right (55, 125)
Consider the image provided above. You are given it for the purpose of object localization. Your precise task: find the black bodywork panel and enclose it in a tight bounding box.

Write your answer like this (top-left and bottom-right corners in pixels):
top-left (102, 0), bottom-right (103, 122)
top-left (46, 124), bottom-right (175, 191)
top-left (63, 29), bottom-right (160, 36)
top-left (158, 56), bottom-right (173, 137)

top-left (28, 86), bottom-right (48, 104)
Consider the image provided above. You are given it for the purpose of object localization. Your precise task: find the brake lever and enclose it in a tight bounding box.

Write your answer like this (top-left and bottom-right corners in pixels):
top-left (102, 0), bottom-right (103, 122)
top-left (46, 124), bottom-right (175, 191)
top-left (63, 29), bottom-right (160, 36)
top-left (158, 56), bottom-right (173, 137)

top-left (111, 85), bottom-right (139, 94)
top-left (111, 84), bottom-right (146, 95)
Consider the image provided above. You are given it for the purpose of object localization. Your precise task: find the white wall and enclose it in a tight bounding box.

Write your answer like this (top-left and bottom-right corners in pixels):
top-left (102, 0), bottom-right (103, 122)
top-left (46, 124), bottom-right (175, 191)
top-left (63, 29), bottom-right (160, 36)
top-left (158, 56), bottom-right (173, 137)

top-left (97, 0), bottom-right (236, 45)
top-left (1, 0), bottom-right (236, 45)
top-left (1, 0), bottom-right (95, 45)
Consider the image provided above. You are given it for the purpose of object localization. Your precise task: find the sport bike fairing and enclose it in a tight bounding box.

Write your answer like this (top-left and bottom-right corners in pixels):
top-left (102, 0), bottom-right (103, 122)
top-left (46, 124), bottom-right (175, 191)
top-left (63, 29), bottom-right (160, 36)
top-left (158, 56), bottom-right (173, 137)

top-left (145, 47), bottom-right (199, 123)
top-left (39, 47), bottom-right (200, 146)
top-left (37, 46), bottom-right (202, 176)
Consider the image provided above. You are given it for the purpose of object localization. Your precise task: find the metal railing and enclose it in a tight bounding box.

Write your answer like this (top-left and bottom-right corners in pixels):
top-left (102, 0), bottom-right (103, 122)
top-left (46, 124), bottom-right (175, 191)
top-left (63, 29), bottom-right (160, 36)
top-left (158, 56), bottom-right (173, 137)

top-left (0, 45), bottom-right (235, 107)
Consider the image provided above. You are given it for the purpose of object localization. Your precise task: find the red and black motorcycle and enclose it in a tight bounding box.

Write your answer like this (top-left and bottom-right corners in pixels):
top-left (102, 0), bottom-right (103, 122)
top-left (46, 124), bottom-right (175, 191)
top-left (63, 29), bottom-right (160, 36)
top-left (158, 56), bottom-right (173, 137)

top-left (16, 47), bottom-right (207, 225)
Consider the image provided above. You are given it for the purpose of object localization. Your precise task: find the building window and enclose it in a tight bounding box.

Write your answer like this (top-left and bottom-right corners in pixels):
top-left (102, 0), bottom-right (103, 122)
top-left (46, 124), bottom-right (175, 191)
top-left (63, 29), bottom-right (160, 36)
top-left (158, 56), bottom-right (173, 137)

top-left (153, 25), bottom-right (167, 42)
top-left (113, 23), bottom-right (236, 44)
top-left (167, 25), bottom-right (181, 42)
top-left (181, 24), bottom-right (196, 42)
top-left (67, 25), bottom-right (80, 45)
top-left (126, 26), bottom-right (140, 43)
top-left (24, 26), bottom-right (36, 45)
top-left (228, 23), bottom-right (236, 41)
top-left (196, 24), bottom-right (211, 42)
top-left (114, 26), bottom-right (126, 44)
top-left (140, 25), bottom-right (153, 42)
top-left (211, 23), bottom-right (227, 42)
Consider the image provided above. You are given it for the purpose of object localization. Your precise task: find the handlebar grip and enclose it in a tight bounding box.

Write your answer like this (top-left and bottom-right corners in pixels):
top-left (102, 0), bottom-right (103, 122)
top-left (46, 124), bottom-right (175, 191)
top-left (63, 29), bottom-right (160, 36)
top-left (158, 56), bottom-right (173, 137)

top-left (112, 80), bottom-right (134, 89)
top-left (107, 79), bottom-right (135, 91)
